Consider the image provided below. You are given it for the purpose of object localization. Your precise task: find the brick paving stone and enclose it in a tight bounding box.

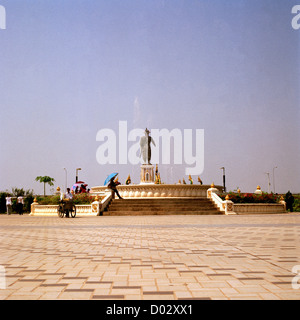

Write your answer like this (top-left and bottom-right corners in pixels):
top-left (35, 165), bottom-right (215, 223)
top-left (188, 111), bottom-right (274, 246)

top-left (0, 213), bottom-right (300, 300)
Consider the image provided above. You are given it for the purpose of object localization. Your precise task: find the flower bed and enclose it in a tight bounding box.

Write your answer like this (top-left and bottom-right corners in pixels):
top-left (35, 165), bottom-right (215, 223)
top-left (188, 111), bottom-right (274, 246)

top-left (219, 192), bottom-right (279, 204)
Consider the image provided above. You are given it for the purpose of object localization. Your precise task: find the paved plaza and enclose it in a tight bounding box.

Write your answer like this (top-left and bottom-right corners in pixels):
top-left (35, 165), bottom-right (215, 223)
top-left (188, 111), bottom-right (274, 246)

top-left (0, 213), bottom-right (300, 300)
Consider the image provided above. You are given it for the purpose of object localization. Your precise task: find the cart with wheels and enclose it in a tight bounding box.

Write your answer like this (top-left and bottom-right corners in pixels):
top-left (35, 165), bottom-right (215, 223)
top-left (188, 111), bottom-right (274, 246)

top-left (57, 200), bottom-right (76, 218)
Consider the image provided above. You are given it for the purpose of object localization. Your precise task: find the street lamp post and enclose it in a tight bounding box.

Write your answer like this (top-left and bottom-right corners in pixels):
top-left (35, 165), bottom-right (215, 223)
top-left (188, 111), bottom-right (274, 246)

top-left (265, 172), bottom-right (271, 194)
top-left (76, 168), bottom-right (81, 183)
top-left (63, 168), bottom-right (67, 192)
top-left (220, 167), bottom-right (226, 193)
top-left (273, 166), bottom-right (277, 194)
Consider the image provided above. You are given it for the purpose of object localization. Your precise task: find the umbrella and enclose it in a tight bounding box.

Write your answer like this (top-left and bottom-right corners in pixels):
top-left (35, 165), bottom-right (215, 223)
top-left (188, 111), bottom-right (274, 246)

top-left (104, 173), bottom-right (118, 186)
top-left (72, 182), bottom-right (88, 190)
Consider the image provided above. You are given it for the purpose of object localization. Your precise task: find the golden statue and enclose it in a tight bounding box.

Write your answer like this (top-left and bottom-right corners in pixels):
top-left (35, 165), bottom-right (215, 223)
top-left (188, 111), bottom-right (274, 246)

top-left (125, 175), bottom-right (131, 185)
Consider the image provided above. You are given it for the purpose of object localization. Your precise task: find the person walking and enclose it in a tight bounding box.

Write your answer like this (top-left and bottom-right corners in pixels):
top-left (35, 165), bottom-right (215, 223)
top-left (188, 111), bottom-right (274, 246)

top-left (6, 194), bottom-right (12, 215)
top-left (17, 196), bottom-right (24, 215)
top-left (108, 177), bottom-right (123, 199)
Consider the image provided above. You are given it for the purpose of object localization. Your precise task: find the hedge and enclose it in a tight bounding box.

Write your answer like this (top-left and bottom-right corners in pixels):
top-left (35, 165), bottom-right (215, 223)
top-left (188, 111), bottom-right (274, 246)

top-left (219, 192), bottom-right (279, 204)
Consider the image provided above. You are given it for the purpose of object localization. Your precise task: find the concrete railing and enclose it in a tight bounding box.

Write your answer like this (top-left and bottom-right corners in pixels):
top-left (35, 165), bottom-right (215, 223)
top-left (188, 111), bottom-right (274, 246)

top-left (207, 186), bottom-right (235, 215)
top-left (99, 192), bottom-right (113, 214)
top-left (30, 204), bottom-right (95, 216)
top-left (30, 194), bottom-right (108, 216)
top-left (233, 203), bottom-right (286, 214)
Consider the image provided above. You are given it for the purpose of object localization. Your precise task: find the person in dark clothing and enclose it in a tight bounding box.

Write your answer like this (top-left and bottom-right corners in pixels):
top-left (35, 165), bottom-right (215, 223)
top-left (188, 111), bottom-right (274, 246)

top-left (285, 191), bottom-right (295, 212)
top-left (17, 196), bottom-right (24, 215)
top-left (108, 177), bottom-right (123, 199)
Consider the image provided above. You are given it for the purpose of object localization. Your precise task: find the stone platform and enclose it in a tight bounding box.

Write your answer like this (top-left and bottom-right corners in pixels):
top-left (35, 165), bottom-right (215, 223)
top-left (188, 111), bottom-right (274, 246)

top-left (0, 213), bottom-right (299, 300)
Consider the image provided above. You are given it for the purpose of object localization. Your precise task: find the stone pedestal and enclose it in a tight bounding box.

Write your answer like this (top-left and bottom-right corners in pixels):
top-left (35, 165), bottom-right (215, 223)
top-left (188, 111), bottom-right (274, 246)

top-left (91, 196), bottom-right (102, 216)
top-left (30, 198), bottom-right (39, 215)
top-left (207, 183), bottom-right (219, 198)
top-left (140, 164), bottom-right (155, 184)
top-left (254, 185), bottom-right (263, 195)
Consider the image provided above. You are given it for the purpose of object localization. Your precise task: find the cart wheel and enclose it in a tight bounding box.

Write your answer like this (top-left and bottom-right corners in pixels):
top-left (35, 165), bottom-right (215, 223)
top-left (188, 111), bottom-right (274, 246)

top-left (58, 205), bottom-right (64, 218)
top-left (70, 205), bottom-right (76, 218)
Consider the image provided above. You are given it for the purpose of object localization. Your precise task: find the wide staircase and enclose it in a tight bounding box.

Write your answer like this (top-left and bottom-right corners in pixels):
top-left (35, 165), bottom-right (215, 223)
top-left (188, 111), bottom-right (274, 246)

top-left (103, 198), bottom-right (221, 216)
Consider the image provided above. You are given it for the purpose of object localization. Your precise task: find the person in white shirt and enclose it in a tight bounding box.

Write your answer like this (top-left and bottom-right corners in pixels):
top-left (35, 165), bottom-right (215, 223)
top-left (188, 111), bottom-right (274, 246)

top-left (6, 195), bottom-right (12, 215)
top-left (64, 188), bottom-right (73, 218)
top-left (65, 188), bottom-right (73, 200)
top-left (17, 196), bottom-right (24, 215)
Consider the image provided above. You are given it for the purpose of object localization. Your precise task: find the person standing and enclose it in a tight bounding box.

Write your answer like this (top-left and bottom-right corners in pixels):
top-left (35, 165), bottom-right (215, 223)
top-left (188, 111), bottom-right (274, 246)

top-left (64, 188), bottom-right (73, 218)
top-left (17, 196), bottom-right (24, 215)
top-left (285, 191), bottom-right (295, 212)
top-left (6, 194), bottom-right (12, 215)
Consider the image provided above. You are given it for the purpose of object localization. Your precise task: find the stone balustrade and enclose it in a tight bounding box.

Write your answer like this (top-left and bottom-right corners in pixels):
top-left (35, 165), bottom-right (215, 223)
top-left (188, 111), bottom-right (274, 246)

top-left (233, 203), bottom-right (286, 214)
top-left (207, 186), bottom-right (235, 215)
top-left (91, 184), bottom-right (222, 198)
top-left (30, 204), bottom-right (95, 216)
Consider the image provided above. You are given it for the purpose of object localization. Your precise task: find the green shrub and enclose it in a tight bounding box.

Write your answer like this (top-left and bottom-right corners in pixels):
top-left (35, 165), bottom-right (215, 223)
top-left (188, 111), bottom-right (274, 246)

top-left (36, 195), bottom-right (60, 205)
top-left (36, 194), bottom-right (100, 205)
top-left (294, 195), bottom-right (300, 212)
top-left (24, 195), bottom-right (34, 212)
top-left (0, 190), bottom-right (34, 213)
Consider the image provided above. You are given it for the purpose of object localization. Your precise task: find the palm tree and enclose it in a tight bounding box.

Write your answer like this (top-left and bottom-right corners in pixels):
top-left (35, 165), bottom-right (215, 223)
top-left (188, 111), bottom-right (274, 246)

top-left (35, 176), bottom-right (55, 196)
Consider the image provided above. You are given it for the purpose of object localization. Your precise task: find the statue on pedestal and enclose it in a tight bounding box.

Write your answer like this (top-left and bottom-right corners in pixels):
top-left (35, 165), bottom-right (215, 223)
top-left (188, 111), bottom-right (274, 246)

top-left (140, 128), bottom-right (156, 165)
top-left (139, 128), bottom-right (156, 184)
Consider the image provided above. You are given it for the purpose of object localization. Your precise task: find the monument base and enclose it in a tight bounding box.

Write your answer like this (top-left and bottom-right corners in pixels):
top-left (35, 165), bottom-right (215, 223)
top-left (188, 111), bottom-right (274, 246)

top-left (140, 164), bottom-right (155, 184)
top-left (91, 184), bottom-right (223, 198)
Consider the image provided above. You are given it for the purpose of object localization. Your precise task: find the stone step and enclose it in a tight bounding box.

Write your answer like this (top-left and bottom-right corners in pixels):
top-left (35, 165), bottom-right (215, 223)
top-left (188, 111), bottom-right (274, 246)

top-left (109, 198), bottom-right (214, 204)
top-left (109, 202), bottom-right (216, 207)
top-left (103, 210), bottom-right (221, 216)
top-left (108, 208), bottom-right (217, 214)
top-left (108, 205), bottom-right (217, 210)
top-left (109, 206), bottom-right (216, 210)
top-left (104, 197), bottom-right (221, 216)
top-left (111, 197), bottom-right (209, 202)
top-left (109, 199), bottom-right (213, 205)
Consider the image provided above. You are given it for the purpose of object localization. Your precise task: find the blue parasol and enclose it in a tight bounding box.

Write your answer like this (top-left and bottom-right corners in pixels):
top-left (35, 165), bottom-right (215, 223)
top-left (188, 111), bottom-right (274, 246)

top-left (104, 173), bottom-right (118, 186)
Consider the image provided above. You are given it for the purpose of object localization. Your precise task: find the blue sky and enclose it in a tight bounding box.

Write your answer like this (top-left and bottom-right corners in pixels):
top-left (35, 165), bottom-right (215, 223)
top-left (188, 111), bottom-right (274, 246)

top-left (0, 0), bottom-right (299, 195)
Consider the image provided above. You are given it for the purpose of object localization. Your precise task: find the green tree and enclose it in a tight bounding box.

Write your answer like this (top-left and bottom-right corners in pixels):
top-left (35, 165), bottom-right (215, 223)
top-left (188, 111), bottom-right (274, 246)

top-left (11, 187), bottom-right (34, 197)
top-left (35, 176), bottom-right (55, 196)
